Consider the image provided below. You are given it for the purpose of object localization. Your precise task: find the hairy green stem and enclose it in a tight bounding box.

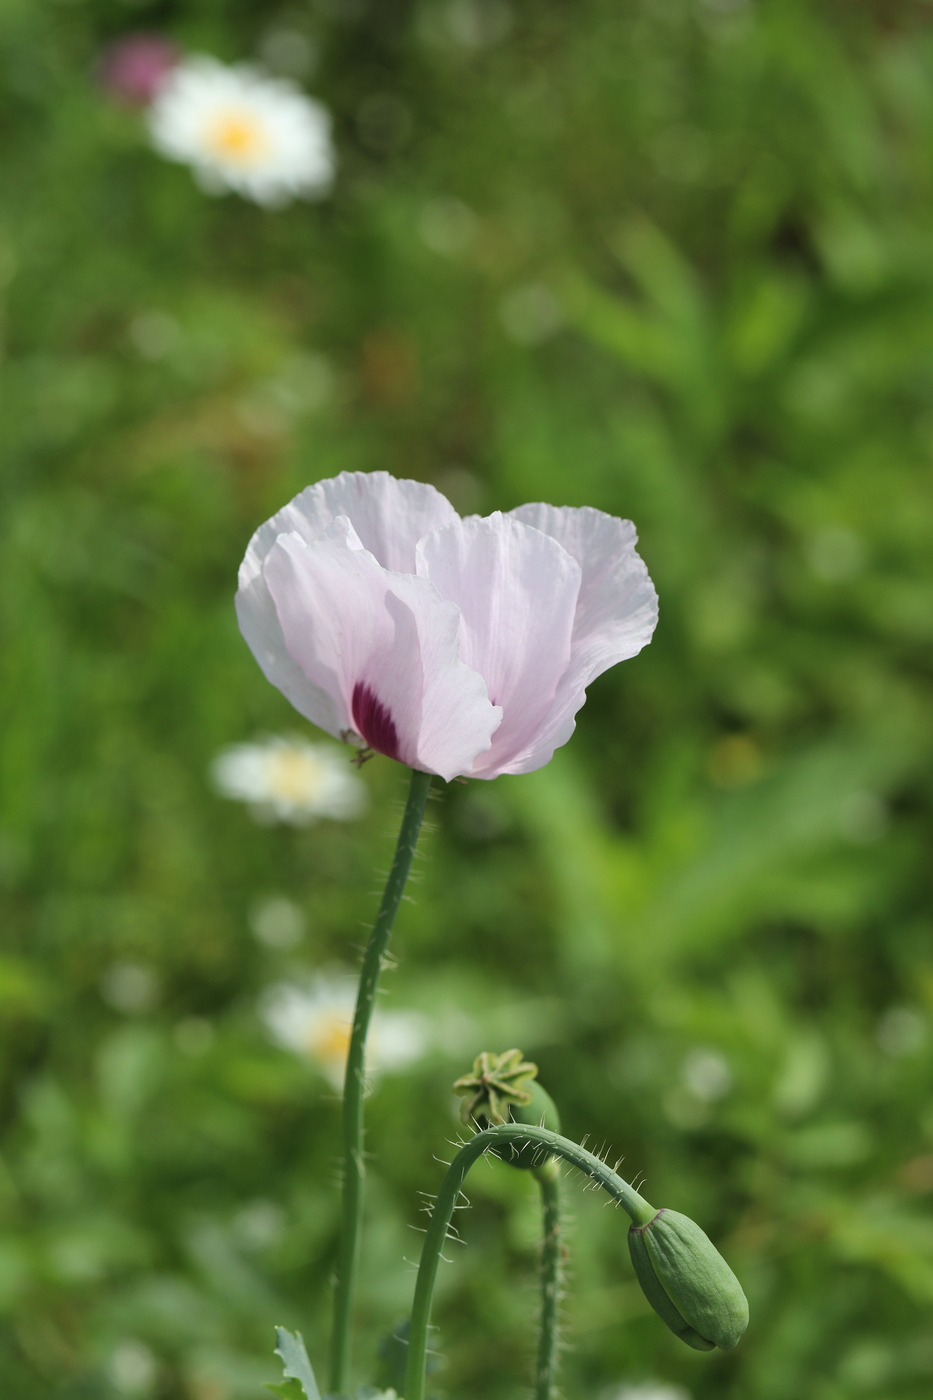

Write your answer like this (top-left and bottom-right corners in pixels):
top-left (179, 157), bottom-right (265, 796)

top-left (330, 766), bottom-right (433, 1396)
top-left (533, 1159), bottom-right (562, 1400)
top-left (403, 1124), bottom-right (655, 1400)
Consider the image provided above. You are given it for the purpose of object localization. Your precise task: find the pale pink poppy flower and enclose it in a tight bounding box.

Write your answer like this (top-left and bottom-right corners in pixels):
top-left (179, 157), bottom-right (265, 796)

top-left (236, 472), bottom-right (658, 783)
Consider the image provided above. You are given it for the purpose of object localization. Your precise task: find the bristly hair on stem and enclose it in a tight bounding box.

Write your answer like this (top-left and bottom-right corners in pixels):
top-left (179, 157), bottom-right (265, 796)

top-left (534, 1159), bottom-right (563, 1400)
top-left (402, 1123), bottom-right (656, 1400)
top-left (329, 767), bottom-right (434, 1396)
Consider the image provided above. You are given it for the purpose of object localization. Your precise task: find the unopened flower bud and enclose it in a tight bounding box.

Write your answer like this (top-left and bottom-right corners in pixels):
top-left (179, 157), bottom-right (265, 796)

top-left (628, 1208), bottom-right (748, 1352)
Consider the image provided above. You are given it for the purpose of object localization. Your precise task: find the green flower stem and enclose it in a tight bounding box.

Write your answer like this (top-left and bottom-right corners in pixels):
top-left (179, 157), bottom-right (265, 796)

top-left (403, 1124), bottom-right (655, 1400)
top-left (330, 766), bottom-right (433, 1396)
top-left (533, 1158), bottom-right (562, 1400)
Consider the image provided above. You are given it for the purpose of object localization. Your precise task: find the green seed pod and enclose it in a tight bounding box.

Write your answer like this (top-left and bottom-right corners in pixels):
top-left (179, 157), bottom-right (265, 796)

top-left (452, 1049), bottom-right (538, 1126)
top-left (490, 1081), bottom-right (562, 1171)
top-left (628, 1209), bottom-right (749, 1352)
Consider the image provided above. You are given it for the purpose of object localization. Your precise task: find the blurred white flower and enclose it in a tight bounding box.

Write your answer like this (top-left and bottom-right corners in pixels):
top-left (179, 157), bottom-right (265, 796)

top-left (682, 1047), bottom-right (733, 1102)
top-left (108, 1339), bottom-right (158, 1395)
top-left (250, 895), bottom-right (306, 948)
top-left (148, 56), bottom-right (334, 206)
top-left (233, 1197), bottom-right (286, 1249)
top-left (601, 1384), bottom-right (691, 1400)
top-left (260, 973), bottom-right (427, 1089)
top-left (100, 962), bottom-right (160, 1015)
top-left (211, 735), bottom-right (367, 825)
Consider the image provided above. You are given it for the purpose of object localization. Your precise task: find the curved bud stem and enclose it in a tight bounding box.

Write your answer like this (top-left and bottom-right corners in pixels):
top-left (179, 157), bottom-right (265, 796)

top-left (330, 766), bottom-right (433, 1395)
top-left (533, 1158), bottom-right (562, 1400)
top-left (403, 1123), bottom-right (655, 1400)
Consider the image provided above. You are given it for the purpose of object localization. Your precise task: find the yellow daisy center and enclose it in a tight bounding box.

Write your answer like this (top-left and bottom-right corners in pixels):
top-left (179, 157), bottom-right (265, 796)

top-left (204, 109), bottom-right (269, 165)
top-left (264, 748), bottom-right (325, 804)
top-left (307, 1016), bottom-right (351, 1066)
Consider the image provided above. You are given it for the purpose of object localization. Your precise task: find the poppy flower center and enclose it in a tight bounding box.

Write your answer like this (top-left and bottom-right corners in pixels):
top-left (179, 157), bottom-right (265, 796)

top-left (352, 682), bottom-right (400, 761)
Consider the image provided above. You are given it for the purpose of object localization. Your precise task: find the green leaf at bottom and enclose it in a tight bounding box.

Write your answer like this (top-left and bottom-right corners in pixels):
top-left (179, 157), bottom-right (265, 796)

top-left (270, 1327), bottom-right (323, 1400)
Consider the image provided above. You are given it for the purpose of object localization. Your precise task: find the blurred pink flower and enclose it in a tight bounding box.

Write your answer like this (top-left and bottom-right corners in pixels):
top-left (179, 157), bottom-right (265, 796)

top-left (100, 33), bottom-right (180, 105)
top-left (236, 472), bottom-right (658, 783)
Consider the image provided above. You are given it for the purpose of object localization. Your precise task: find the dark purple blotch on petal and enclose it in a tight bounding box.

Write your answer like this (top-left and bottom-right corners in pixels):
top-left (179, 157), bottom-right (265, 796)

top-left (352, 681), bottom-right (401, 761)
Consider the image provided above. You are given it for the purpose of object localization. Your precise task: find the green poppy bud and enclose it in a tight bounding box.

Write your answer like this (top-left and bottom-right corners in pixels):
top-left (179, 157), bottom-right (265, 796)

top-left (628, 1209), bottom-right (749, 1352)
top-left (490, 1080), bottom-right (562, 1171)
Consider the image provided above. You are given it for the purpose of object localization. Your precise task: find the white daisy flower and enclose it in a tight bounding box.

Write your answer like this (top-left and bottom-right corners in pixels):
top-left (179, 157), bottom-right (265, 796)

top-left (148, 55), bottom-right (334, 206)
top-left (600, 1385), bottom-right (692, 1400)
top-left (211, 735), bottom-right (366, 825)
top-left (260, 973), bottom-right (428, 1089)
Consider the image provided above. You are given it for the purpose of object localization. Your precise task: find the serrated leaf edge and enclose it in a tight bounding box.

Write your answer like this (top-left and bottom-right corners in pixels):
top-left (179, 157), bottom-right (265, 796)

top-left (273, 1326), bottom-right (323, 1400)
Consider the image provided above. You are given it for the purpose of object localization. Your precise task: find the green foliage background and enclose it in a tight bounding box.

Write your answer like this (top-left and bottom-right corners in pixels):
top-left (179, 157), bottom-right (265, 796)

top-left (2, 1), bottom-right (933, 1396)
